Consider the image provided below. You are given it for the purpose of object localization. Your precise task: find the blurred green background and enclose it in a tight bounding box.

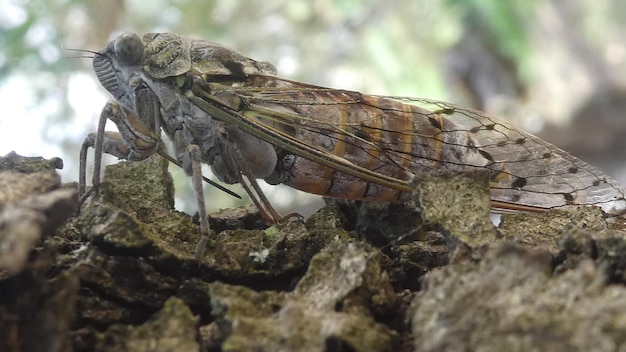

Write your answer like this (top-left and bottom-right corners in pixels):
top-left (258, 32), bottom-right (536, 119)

top-left (1, 0), bottom-right (626, 215)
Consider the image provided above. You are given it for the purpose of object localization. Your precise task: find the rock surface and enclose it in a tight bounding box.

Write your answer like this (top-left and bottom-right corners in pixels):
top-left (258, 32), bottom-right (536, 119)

top-left (2, 151), bottom-right (626, 351)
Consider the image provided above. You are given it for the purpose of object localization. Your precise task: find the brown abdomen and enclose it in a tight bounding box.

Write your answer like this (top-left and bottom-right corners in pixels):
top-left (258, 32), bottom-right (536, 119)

top-left (279, 91), bottom-right (474, 201)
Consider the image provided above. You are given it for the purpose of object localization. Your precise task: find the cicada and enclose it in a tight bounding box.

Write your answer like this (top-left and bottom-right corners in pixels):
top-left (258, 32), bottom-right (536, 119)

top-left (79, 32), bottom-right (626, 259)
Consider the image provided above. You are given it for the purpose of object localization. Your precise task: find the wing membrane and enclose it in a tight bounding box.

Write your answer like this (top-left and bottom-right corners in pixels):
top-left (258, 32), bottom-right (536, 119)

top-left (188, 74), bottom-right (626, 215)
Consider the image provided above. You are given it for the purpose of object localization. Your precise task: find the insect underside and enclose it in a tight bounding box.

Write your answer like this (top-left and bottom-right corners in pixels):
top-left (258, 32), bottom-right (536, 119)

top-left (79, 32), bottom-right (626, 259)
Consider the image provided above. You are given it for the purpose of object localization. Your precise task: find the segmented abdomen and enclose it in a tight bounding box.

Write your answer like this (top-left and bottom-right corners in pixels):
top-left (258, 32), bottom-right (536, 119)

top-left (244, 89), bottom-right (488, 201)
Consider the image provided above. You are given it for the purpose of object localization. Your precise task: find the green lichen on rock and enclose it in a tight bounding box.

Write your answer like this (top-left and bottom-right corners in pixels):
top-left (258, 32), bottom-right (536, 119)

top-left (99, 154), bottom-right (175, 218)
top-left (412, 171), bottom-right (496, 248)
top-left (208, 239), bottom-right (398, 352)
top-left (78, 154), bottom-right (208, 262)
top-left (555, 225), bottom-right (626, 283)
top-left (499, 206), bottom-right (608, 253)
top-left (79, 155), bottom-right (345, 280)
top-left (412, 242), bottom-right (626, 351)
top-left (0, 151), bottom-right (63, 173)
top-left (95, 297), bottom-right (199, 352)
top-left (7, 150), bottom-right (626, 352)
top-left (70, 155), bottom-right (403, 351)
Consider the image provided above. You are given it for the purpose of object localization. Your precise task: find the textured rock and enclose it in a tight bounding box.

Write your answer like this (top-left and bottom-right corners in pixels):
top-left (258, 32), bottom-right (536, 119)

top-left (3, 152), bottom-right (626, 352)
top-left (0, 152), bottom-right (77, 352)
top-left (95, 297), bottom-right (199, 352)
top-left (411, 243), bottom-right (626, 352)
top-left (200, 239), bottom-right (398, 351)
top-left (0, 152), bottom-right (76, 274)
top-left (413, 170), bottom-right (496, 249)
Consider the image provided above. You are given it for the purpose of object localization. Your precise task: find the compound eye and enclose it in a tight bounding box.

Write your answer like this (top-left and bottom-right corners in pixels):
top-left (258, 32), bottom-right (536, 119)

top-left (114, 33), bottom-right (143, 64)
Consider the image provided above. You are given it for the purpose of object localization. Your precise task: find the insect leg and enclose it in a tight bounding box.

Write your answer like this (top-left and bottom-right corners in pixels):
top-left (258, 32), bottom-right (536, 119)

top-left (240, 174), bottom-right (304, 223)
top-left (79, 102), bottom-right (160, 203)
top-left (79, 131), bottom-right (130, 200)
top-left (171, 128), bottom-right (213, 259)
top-left (214, 125), bottom-right (301, 223)
top-left (187, 144), bottom-right (212, 260)
top-left (156, 148), bottom-right (241, 200)
top-left (239, 173), bottom-right (281, 224)
top-left (79, 102), bottom-right (109, 199)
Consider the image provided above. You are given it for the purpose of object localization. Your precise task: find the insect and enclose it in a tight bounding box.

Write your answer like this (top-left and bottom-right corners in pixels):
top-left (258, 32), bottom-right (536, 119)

top-left (79, 32), bottom-right (626, 258)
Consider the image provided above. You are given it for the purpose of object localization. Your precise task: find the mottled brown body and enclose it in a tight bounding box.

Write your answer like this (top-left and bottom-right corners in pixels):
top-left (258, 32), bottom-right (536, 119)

top-left (84, 32), bottom-right (626, 258)
top-left (211, 79), bottom-right (626, 216)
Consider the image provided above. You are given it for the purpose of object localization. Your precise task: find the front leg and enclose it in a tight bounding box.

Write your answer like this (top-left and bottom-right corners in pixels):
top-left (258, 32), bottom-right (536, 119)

top-left (79, 131), bottom-right (131, 197)
top-left (79, 101), bottom-right (160, 200)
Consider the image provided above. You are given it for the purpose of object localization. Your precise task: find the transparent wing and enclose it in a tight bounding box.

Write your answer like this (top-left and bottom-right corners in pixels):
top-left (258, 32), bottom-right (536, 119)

top-left (389, 97), bottom-right (626, 214)
top-left (193, 75), bottom-right (626, 215)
